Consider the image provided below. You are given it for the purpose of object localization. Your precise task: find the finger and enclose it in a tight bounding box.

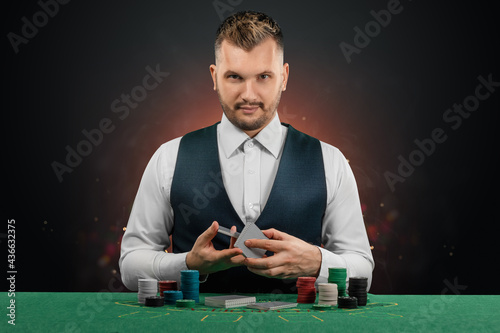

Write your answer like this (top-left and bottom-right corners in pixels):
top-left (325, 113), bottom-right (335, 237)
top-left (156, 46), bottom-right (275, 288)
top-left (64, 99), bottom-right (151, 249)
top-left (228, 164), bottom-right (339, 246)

top-left (213, 247), bottom-right (243, 261)
top-left (244, 238), bottom-right (285, 252)
top-left (244, 256), bottom-right (280, 270)
top-left (247, 265), bottom-right (286, 279)
top-left (229, 254), bottom-right (246, 265)
top-left (229, 225), bottom-right (237, 249)
top-left (261, 228), bottom-right (289, 241)
top-left (247, 266), bottom-right (274, 277)
top-left (196, 221), bottom-right (219, 245)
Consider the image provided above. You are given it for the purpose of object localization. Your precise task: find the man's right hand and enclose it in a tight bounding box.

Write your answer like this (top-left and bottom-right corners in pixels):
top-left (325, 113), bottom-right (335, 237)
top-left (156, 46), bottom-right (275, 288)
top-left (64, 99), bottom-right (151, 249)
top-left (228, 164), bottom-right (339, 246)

top-left (185, 221), bottom-right (245, 275)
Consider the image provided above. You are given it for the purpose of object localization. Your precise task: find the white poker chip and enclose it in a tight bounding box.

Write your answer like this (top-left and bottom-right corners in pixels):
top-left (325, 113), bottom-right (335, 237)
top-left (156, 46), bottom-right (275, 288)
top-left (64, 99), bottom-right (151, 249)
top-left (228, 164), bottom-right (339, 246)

top-left (137, 279), bottom-right (158, 304)
top-left (317, 282), bottom-right (338, 305)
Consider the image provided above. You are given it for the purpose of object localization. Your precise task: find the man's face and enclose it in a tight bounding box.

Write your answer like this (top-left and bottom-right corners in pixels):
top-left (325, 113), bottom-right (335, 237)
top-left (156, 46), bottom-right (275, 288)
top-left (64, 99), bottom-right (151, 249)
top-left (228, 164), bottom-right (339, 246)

top-left (210, 38), bottom-right (289, 137)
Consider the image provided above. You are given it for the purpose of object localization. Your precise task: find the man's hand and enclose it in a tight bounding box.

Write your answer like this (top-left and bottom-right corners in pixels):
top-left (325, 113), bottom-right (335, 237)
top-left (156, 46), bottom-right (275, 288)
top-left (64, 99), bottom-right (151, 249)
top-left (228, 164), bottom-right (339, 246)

top-left (242, 228), bottom-right (322, 279)
top-left (186, 221), bottom-right (245, 275)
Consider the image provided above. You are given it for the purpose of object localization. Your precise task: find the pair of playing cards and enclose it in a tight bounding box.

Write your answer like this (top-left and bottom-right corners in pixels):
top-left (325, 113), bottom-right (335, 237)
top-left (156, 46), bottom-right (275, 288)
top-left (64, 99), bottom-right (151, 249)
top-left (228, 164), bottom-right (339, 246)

top-left (204, 295), bottom-right (297, 310)
top-left (218, 223), bottom-right (268, 259)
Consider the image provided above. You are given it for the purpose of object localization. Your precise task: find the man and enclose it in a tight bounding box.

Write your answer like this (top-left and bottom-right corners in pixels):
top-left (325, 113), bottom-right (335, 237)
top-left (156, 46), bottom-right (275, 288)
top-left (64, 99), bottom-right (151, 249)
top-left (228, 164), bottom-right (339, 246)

top-left (119, 11), bottom-right (374, 293)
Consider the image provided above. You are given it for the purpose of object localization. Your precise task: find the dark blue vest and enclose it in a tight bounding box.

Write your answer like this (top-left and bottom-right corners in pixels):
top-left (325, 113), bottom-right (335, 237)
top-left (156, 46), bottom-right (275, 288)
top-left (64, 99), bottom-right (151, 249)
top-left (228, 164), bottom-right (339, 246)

top-left (170, 122), bottom-right (326, 293)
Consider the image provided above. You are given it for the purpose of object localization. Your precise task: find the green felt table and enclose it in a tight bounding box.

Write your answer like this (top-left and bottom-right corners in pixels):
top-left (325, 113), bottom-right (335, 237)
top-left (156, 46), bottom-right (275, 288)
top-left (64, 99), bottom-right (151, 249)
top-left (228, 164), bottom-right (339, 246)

top-left (2, 292), bottom-right (499, 332)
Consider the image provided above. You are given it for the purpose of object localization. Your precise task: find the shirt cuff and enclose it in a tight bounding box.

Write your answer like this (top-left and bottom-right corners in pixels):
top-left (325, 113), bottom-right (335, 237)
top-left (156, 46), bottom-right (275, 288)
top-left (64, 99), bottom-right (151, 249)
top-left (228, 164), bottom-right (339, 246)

top-left (316, 247), bottom-right (347, 285)
top-left (153, 251), bottom-right (189, 283)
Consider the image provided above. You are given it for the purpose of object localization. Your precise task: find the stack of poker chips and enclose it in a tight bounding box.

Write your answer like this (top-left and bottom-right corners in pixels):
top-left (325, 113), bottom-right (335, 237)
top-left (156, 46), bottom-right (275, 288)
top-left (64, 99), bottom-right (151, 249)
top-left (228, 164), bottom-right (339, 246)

top-left (137, 279), bottom-right (158, 304)
top-left (163, 290), bottom-right (183, 305)
top-left (338, 296), bottom-right (358, 309)
top-left (348, 276), bottom-right (368, 306)
top-left (328, 268), bottom-right (347, 297)
top-left (296, 277), bottom-right (316, 304)
top-left (159, 280), bottom-right (178, 294)
top-left (144, 296), bottom-right (164, 307)
top-left (180, 270), bottom-right (200, 303)
top-left (317, 282), bottom-right (338, 306)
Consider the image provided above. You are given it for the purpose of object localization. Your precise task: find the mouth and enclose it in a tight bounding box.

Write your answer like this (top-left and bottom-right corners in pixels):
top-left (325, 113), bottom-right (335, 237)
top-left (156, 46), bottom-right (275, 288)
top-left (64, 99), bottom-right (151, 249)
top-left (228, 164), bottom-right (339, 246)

top-left (237, 104), bottom-right (262, 115)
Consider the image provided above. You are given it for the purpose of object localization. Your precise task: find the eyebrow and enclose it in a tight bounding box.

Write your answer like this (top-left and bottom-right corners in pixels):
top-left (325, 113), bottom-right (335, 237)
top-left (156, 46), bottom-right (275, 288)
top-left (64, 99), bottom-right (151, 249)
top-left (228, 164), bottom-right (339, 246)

top-left (222, 70), bottom-right (276, 77)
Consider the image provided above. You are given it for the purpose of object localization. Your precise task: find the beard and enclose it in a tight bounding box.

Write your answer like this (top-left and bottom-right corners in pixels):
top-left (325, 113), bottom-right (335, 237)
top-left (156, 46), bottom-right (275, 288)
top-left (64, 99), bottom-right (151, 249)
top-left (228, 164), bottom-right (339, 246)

top-left (216, 85), bottom-right (283, 132)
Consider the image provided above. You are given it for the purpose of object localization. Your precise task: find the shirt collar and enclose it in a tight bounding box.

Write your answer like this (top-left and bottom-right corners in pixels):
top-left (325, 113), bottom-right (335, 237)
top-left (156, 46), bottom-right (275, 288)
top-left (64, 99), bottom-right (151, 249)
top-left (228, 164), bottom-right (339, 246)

top-left (219, 112), bottom-right (283, 159)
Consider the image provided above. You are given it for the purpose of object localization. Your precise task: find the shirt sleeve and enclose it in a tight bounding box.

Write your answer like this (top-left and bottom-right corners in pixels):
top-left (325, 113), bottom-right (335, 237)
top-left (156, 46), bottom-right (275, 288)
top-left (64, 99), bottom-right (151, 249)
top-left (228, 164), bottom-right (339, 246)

top-left (119, 137), bottom-right (188, 291)
top-left (316, 142), bottom-right (375, 290)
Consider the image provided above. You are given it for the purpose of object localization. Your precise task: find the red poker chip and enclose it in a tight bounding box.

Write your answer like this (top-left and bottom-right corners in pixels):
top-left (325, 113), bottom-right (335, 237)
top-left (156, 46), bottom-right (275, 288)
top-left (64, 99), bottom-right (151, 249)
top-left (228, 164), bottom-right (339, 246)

top-left (159, 280), bottom-right (177, 285)
top-left (296, 277), bottom-right (317, 303)
top-left (297, 298), bottom-right (316, 304)
top-left (159, 280), bottom-right (178, 292)
top-left (297, 295), bottom-right (316, 299)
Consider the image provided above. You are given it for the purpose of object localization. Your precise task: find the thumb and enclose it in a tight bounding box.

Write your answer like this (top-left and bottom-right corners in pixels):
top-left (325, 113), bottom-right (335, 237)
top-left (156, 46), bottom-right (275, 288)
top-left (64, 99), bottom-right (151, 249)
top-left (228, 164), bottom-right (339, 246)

top-left (262, 228), bottom-right (290, 240)
top-left (196, 221), bottom-right (219, 245)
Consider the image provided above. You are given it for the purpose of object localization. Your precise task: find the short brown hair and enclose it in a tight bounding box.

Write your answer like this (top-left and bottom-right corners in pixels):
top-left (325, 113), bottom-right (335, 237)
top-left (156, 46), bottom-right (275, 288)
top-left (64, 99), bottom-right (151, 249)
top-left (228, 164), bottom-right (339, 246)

top-left (215, 11), bottom-right (284, 60)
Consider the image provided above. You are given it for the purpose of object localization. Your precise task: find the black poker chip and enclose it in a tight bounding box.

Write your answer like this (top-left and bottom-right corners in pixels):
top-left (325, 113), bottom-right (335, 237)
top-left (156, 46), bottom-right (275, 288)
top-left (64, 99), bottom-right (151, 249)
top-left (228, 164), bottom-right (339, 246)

top-left (349, 277), bottom-right (368, 286)
top-left (145, 296), bottom-right (164, 307)
top-left (348, 276), bottom-right (368, 306)
top-left (338, 296), bottom-right (358, 309)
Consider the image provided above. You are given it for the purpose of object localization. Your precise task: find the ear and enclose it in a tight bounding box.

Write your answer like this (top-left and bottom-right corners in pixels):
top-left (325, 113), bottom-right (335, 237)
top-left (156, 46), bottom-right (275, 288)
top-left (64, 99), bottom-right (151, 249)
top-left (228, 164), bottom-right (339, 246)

top-left (210, 64), bottom-right (217, 91)
top-left (282, 63), bottom-right (289, 91)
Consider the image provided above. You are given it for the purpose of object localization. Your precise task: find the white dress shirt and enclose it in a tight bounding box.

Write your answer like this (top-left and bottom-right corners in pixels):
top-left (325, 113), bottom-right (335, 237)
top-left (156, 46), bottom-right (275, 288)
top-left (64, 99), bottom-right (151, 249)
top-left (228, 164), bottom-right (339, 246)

top-left (119, 113), bottom-right (374, 291)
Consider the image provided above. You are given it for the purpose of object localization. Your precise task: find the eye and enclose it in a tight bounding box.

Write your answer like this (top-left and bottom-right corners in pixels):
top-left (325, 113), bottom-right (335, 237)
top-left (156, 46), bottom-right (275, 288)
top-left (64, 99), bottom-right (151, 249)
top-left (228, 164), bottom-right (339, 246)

top-left (260, 74), bottom-right (270, 80)
top-left (227, 74), bottom-right (241, 80)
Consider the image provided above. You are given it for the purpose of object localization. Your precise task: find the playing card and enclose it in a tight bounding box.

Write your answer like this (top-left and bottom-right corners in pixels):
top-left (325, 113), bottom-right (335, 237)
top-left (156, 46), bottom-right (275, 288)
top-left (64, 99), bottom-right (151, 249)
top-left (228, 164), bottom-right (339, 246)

top-left (234, 223), bottom-right (268, 259)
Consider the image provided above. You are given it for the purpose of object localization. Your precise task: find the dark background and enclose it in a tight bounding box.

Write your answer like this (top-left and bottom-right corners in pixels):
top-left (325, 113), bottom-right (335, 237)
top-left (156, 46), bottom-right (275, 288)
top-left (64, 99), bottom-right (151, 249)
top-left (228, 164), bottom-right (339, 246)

top-left (4, 0), bottom-right (499, 294)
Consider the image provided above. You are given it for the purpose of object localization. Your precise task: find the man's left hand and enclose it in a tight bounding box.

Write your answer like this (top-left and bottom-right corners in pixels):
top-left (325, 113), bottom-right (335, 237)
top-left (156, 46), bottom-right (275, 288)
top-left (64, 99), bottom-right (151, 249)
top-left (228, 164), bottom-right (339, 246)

top-left (242, 228), bottom-right (322, 279)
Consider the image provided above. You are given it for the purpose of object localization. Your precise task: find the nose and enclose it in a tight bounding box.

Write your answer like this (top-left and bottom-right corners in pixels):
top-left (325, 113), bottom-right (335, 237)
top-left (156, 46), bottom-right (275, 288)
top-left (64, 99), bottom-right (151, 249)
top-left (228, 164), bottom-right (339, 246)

top-left (240, 80), bottom-right (258, 103)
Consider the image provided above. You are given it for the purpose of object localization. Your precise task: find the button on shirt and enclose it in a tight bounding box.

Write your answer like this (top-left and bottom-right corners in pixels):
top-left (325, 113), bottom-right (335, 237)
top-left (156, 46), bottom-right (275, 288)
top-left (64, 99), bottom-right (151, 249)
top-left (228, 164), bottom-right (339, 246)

top-left (119, 113), bottom-right (374, 291)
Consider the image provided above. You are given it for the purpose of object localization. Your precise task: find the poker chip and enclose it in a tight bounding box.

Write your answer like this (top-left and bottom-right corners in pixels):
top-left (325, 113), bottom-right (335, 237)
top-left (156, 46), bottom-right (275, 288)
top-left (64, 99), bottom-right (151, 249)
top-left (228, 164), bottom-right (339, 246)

top-left (317, 283), bottom-right (338, 306)
top-left (328, 267), bottom-right (347, 297)
top-left (144, 296), bottom-right (164, 307)
top-left (137, 278), bottom-right (158, 304)
top-left (338, 296), bottom-right (358, 309)
top-left (296, 277), bottom-right (316, 304)
top-left (163, 290), bottom-right (183, 305)
top-left (313, 304), bottom-right (334, 310)
top-left (176, 299), bottom-right (196, 308)
top-left (180, 270), bottom-right (200, 303)
top-left (159, 280), bottom-right (178, 295)
top-left (348, 276), bottom-right (368, 306)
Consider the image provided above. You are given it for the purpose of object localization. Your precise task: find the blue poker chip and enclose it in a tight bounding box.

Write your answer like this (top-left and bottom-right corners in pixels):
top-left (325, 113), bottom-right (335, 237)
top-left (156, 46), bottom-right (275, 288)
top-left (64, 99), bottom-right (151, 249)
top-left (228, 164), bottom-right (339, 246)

top-left (163, 290), bottom-right (183, 305)
top-left (180, 270), bottom-right (200, 303)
